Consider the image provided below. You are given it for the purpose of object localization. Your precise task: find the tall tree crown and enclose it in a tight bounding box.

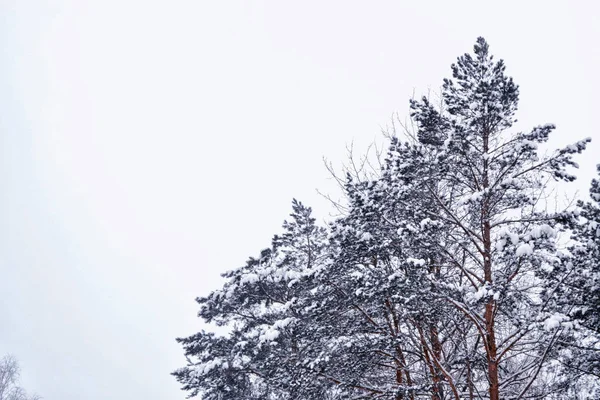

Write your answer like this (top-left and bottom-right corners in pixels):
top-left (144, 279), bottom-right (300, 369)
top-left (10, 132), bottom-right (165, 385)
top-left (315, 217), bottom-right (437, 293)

top-left (443, 37), bottom-right (519, 131)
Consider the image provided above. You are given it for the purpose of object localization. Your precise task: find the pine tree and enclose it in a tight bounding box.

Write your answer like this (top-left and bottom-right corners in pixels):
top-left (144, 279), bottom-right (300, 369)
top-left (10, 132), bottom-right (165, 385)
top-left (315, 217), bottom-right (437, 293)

top-left (174, 38), bottom-right (595, 399)
top-left (569, 165), bottom-right (600, 340)
top-left (408, 37), bottom-right (590, 399)
top-left (552, 165), bottom-right (600, 394)
top-left (312, 137), bottom-right (464, 399)
top-left (173, 200), bottom-right (330, 399)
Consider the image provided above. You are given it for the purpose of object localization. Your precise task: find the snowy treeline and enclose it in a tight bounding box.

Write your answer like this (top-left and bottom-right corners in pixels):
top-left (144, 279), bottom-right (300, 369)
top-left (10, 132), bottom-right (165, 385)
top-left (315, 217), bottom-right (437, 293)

top-left (173, 38), bottom-right (600, 399)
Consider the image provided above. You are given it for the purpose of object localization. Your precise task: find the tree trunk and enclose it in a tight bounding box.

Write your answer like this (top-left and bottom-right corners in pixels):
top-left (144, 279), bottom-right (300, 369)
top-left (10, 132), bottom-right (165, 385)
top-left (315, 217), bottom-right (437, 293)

top-left (482, 127), bottom-right (500, 400)
top-left (430, 325), bottom-right (444, 400)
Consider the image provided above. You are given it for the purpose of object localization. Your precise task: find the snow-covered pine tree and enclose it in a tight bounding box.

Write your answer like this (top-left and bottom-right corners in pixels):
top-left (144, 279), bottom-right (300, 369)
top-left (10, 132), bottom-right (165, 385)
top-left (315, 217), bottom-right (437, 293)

top-left (173, 200), bottom-right (331, 399)
top-left (569, 166), bottom-right (600, 374)
top-left (552, 165), bottom-right (600, 394)
top-left (409, 37), bottom-right (590, 399)
top-left (316, 37), bottom-right (591, 399)
top-left (174, 38), bottom-right (595, 400)
top-left (309, 135), bottom-right (465, 399)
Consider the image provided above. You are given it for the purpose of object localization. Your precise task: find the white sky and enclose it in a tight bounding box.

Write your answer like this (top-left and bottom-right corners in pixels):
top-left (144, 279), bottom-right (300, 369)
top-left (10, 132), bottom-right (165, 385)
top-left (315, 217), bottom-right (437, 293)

top-left (0, 1), bottom-right (598, 399)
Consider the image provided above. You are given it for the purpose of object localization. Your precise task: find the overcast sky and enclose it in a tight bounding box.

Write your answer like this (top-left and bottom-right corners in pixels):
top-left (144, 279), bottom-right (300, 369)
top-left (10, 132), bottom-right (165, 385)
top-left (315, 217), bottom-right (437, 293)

top-left (0, 1), bottom-right (599, 399)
